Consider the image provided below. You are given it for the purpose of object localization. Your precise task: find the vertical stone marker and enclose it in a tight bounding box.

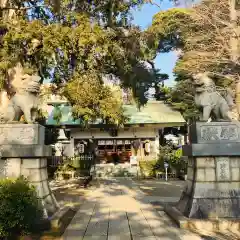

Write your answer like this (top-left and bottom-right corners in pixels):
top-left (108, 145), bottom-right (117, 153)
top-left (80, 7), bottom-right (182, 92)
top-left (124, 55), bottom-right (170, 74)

top-left (165, 122), bottom-right (240, 231)
top-left (216, 157), bottom-right (231, 181)
top-left (0, 124), bottom-right (59, 218)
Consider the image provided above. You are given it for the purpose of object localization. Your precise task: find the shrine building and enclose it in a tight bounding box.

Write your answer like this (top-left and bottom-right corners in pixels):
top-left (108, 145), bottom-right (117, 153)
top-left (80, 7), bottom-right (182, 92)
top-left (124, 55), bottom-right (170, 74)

top-left (44, 98), bottom-right (186, 165)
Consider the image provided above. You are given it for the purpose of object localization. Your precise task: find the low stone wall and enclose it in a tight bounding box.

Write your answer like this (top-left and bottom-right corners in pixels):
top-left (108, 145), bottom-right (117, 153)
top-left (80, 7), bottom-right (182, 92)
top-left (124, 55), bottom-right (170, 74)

top-left (92, 163), bottom-right (138, 178)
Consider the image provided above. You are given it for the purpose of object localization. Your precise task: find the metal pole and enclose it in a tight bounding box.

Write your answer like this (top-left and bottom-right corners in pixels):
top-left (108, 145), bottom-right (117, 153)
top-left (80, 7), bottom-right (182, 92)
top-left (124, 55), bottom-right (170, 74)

top-left (165, 167), bottom-right (168, 181)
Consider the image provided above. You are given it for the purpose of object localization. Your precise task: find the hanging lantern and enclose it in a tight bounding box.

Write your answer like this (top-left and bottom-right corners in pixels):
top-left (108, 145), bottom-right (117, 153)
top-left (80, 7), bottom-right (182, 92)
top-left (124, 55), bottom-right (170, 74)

top-left (57, 129), bottom-right (70, 144)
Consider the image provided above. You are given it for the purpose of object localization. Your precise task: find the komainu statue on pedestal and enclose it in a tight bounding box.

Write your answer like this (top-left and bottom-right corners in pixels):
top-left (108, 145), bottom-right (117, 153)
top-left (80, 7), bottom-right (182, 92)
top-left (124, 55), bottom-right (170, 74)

top-left (0, 65), bottom-right (41, 124)
top-left (193, 72), bottom-right (235, 121)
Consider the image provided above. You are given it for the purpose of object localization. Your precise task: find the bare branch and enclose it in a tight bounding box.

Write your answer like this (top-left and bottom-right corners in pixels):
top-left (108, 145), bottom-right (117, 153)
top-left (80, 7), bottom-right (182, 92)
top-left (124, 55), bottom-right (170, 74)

top-left (145, 0), bottom-right (162, 9)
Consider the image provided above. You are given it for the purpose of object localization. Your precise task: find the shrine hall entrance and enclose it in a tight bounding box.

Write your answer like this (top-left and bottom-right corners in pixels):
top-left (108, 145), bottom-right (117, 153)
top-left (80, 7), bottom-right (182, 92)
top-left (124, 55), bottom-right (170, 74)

top-left (73, 137), bottom-right (157, 164)
top-left (97, 139), bottom-right (132, 164)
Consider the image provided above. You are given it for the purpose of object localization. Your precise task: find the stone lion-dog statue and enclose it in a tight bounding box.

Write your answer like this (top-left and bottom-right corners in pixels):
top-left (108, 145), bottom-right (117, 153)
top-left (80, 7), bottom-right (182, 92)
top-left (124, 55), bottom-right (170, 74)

top-left (193, 72), bottom-right (235, 121)
top-left (0, 71), bottom-right (41, 124)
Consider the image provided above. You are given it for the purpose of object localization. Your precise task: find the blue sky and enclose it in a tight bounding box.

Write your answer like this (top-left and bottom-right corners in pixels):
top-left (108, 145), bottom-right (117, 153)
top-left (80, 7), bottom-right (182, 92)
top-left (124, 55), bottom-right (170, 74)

top-left (131, 1), bottom-right (178, 86)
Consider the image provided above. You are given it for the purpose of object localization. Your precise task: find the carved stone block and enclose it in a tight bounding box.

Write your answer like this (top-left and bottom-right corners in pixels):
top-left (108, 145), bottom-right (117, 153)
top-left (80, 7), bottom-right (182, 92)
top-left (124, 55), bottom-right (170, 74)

top-left (0, 159), bottom-right (7, 178)
top-left (194, 182), bottom-right (240, 198)
top-left (189, 122), bottom-right (240, 144)
top-left (189, 198), bottom-right (240, 218)
top-left (5, 158), bottom-right (21, 178)
top-left (22, 158), bottom-right (47, 169)
top-left (196, 157), bottom-right (215, 168)
top-left (0, 145), bottom-right (51, 158)
top-left (0, 124), bottom-right (45, 145)
top-left (195, 168), bottom-right (216, 182)
top-left (230, 157), bottom-right (240, 167)
top-left (196, 168), bottom-right (205, 181)
top-left (183, 142), bottom-right (240, 156)
top-left (216, 157), bottom-right (230, 181)
top-left (231, 168), bottom-right (240, 181)
top-left (205, 168), bottom-right (216, 181)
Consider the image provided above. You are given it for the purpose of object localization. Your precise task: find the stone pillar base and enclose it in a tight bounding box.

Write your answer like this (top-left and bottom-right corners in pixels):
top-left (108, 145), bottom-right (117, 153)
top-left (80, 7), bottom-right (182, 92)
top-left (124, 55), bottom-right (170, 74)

top-left (165, 122), bottom-right (240, 231)
top-left (177, 156), bottom-right (240, 219)
top-left (21, 158), bottom-right (59, 217)
top-left (165, 205), bottom-right (240, 232)
top-left (0, 124), bottom-right (59, 218)
top-left (0, 149), bottom-right (59, 218)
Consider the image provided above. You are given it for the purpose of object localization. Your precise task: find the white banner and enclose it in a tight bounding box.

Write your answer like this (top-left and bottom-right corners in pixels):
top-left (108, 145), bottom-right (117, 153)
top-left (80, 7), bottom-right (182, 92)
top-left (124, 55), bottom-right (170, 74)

top-left (98, 140), bottom-right (105, 145)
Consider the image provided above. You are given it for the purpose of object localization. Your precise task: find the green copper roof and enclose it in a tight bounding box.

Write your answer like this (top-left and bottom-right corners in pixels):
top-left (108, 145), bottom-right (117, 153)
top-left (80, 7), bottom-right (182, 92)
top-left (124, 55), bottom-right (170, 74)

top-left (45, 100), bottom-right (185, 126)
top-left (46, 105), bottom-right (81, 125)
top-left (123, 101), bottom-right (185, 124)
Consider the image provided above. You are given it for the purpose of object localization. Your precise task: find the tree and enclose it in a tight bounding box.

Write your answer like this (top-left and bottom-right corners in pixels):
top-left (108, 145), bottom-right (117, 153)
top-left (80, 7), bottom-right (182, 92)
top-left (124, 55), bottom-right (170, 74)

top-left (147, 0), bottom-right (240, 119)
top-left (166, 73), bottom-right (200, 121)
top-left (64, 71), bottom-right (126, 124)
top-left (148, 1), bottom-right (239, 77)
top-left (0, 0), bottom-right (159, 124)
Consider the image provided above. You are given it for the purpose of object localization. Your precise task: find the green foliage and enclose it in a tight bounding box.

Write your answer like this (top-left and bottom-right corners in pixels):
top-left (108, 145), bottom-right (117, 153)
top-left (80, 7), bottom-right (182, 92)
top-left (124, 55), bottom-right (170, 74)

top-left (147, 0), bottom-right (239, 78)
top-left (139, 160), bottom-right (157, 177)
top-left (147, 8), bottom-right (191, 53)
top-left (147, 1), bottom-right (239, 120)
top-left (52, 105), bottom-right (62, 124)
top-left (55, 156), bottom-right (93, 177)
top-left (47, 0), bottom-right (146, 27)
top-left (64, 72), bottom-right (126, 124)
top-left (55, 157), bottom-right (77, 179)
top-left (0, 177), bottom-right (43, 238)
top-left (154, 145), bottom-right (184, 173)
top-left (146, 8), bottom-right (199, 119)
top-left (166, 74), bottom-right (200, 121)
top-left (139, 144), bottom-right (185, 178)
top-left (166, 72), bottom-right (235, 121)
top-left (0, 0), bottom-right (161, 123)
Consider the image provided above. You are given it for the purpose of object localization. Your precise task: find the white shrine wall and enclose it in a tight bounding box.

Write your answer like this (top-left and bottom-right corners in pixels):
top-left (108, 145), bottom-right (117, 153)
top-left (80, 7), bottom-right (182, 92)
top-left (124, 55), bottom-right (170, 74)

top-left (65, 127), bottom-right (160, 157)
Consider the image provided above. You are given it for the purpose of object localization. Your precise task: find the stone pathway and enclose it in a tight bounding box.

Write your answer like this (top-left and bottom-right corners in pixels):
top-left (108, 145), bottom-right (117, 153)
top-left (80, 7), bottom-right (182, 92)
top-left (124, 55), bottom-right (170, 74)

top-left (62, 178), bottom-right (203, 240)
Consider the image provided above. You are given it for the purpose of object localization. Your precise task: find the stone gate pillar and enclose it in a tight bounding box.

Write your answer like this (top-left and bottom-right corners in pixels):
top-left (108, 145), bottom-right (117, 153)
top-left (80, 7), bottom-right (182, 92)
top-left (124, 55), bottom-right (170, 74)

top-left (165, 122), bottom-right (240, 230)
top-left (0, 124), bottom-right (59, 218)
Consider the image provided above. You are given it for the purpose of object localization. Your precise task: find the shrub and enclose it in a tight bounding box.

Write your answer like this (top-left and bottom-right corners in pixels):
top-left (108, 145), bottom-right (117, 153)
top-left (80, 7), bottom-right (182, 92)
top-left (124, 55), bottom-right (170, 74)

top-left (155, 145), bottom-right (186, 175)
top-left (139, 160), bottom-right (157, 177)
top-left (0, 177), bottom-right (43, 238)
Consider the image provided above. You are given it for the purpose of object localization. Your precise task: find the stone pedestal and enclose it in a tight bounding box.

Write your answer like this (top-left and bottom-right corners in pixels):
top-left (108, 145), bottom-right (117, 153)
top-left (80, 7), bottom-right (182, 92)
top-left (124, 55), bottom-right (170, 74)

top-left (177, 156), bottom-right (239, 219)
top-left (0, 124), bottom-right (59, 218)
top-left (165, 122), bottom-right (240, 231)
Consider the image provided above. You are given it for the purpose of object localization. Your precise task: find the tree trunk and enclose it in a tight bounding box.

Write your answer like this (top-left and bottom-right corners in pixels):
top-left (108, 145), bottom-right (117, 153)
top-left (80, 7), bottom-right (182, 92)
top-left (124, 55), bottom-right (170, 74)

top-left (229, 0), bottom-right (239, 61)
top-left (0, 0), bottom-right (16, 19)
top-left (229, 0), bottom-right (240, 119)
top-left (0, 0), bottom-right (23, 109)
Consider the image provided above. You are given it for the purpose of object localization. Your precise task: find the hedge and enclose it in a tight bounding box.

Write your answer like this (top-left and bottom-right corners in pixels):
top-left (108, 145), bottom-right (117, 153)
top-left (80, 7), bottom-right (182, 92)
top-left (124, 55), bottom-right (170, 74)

top-left (0, 177), bottom-right (43, 239)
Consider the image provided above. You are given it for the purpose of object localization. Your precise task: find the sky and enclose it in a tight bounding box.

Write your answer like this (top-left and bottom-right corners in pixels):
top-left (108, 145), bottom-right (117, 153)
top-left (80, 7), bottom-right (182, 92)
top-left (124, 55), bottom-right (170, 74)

top-left (131, 1), bottom-right (178, 87)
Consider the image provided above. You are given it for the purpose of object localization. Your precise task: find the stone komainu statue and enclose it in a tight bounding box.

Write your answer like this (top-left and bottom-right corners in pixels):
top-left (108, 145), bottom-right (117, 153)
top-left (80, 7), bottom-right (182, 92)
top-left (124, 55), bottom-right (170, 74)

top-left (193, 72), bottom-right (234, 121)
top-left (0, 65), bottom-right (41, 123)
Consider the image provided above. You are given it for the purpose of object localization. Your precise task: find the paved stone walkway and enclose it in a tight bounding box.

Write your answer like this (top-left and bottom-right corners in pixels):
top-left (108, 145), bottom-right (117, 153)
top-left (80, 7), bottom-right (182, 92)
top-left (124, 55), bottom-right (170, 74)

top-left (62, 178), bottom-right (203, 240)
